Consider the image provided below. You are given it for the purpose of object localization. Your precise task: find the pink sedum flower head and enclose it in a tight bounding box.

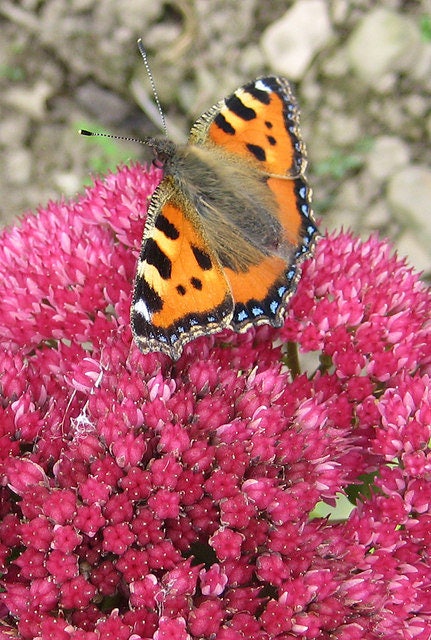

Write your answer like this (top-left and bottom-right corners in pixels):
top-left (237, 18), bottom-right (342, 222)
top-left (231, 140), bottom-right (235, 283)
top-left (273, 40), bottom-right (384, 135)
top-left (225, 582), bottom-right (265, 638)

top-left (1, 163), bottom-right (431, 639)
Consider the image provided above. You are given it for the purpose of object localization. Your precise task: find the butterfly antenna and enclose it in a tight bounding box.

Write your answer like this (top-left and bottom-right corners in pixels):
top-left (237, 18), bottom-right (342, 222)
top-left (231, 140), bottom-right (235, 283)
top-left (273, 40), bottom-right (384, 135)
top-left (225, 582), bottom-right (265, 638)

top-left (137, 38), bottom-right (168, 137)
top-left (79, 129), bottom-right (150, 145)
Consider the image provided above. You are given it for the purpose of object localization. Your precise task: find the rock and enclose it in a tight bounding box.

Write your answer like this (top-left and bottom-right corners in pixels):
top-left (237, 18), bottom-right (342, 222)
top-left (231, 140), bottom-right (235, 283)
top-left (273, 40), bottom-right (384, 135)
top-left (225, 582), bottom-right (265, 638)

top-left (387, 166), bottom-right (431, 250)
top-left (364, 201), bottom-right (391, 230)
top-left (330, 178), bottom-right (366, 227)
top-left (410, 43), bottom-right (431, 84)
top-left (261, 0), bottom-right (332, 80)
top-left (113, 0), bottom-right (161, 31)
top-left (54, 172), bottom-right (82, 196)
top-left (322, 49), bottom-right (350, 78)
top-left (0, 115), bottom-right (29, 147)
top-left (76, 82), bottom-right (131, 125)
top-left (365, 136), bottom-right (410, 181)
top-left (327, 113), bottom-right (361, 146)
top-left (396, 232), bottom-right (431, 274)
top-left (346, 9), bottom-right (422, 90)
top-left (5, 149), bottom-right (32, 185)
top-left (5, 80), bottom-right (53, 120)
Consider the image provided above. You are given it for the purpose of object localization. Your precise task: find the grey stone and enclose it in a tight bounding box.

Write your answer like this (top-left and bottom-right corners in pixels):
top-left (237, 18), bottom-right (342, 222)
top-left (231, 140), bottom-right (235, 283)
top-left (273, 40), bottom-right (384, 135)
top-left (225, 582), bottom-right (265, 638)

top-left (365, 136), bottom-right (410, 181)
top-left (54, 172), bottom-right (82, 196)
top-left (396, 232), bottom-right (431, 274)
top-left (5, 80), bottom-right (54, 120)
top-left (261, 0), bottom-right (332, 80)
top-left (5, 149), bottom-right (32, 185)
top-left (364, 201), bottom-right (392, 230)
top-left (387, 166), bottom-right (431, 250)
top-left (346, 9), bottom-right (422, 90)
top-left (327, 113), bottom-right (361, 146)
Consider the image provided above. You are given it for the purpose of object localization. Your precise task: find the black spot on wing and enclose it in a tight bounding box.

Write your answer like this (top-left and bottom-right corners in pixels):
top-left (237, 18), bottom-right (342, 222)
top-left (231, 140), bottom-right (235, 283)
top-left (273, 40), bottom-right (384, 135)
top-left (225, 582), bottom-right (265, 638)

top-left (192, 245), bottom-right (212, 270)
top-left (267, 135), bottom-right (276, 146)
top-left (246, 143), bottom-right (266, 162)
top-left (143, 238), bottom-right (172, 280)
top-left (134, 278), bottom-right (163, 314)
top-left (176, 284), bottom-right (186, 296)
top-left (155, 214), bottom-right (179, 240)
top-left (225, 94), bottom-right (256, 121)
top-left (214, 113), bottom-right (235, 135)
top-left (190, 277), bottom-right (202, 290)
top-left (245, 83), bottom-right (271, 104)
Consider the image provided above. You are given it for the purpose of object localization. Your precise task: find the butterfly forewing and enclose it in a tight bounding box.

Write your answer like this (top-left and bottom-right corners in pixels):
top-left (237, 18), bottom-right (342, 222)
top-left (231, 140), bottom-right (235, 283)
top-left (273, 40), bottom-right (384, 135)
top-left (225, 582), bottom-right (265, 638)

top-left (131, 177), bottom-right (233, 359)
top-left (188, 76), bottom-right (318, 333)
top-left (190, 77), bottom-right (305, 177)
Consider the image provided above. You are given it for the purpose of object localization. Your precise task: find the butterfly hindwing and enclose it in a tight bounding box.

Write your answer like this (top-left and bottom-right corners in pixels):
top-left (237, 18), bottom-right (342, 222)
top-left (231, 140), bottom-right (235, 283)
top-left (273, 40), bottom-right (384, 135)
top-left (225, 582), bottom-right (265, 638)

top-left (131, 175), bottom-right (233, 359)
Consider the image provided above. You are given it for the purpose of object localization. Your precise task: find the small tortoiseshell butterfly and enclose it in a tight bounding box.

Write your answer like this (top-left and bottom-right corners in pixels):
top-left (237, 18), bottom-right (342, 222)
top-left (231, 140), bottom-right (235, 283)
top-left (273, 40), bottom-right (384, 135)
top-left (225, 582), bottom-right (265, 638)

top-left (82, 55), bottom-right (318, 361)
top-left (130, 76), bottom-right (318, 360)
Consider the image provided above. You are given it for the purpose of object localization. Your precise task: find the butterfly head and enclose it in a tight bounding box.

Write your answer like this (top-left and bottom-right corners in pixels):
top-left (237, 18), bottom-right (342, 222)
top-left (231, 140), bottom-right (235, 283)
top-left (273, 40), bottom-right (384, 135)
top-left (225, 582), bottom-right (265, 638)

top-left (144, 137), bottom-right (177, 169)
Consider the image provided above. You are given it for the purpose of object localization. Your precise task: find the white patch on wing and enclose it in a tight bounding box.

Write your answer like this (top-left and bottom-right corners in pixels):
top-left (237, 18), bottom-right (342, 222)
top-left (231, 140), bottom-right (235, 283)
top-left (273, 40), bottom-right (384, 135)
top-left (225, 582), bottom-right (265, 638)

top-left (134, 298), bottom-right (151, 322)
top-left (255, 79), bottom-right (271, 92)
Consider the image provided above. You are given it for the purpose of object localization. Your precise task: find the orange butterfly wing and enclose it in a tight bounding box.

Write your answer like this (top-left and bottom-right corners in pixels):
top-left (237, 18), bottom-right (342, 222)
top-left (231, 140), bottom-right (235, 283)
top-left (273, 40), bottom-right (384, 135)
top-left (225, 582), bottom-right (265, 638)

top-left (131, 175), bottom-right (233, 360)
top-left (189, 76), bottom-right (318, 332)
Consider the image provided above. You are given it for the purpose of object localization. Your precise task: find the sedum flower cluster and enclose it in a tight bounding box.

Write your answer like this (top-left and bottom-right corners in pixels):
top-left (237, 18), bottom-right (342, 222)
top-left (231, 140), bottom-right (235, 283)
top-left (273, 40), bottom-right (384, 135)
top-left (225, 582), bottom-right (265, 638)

top-left (1, 164), bottom-right (431, 639)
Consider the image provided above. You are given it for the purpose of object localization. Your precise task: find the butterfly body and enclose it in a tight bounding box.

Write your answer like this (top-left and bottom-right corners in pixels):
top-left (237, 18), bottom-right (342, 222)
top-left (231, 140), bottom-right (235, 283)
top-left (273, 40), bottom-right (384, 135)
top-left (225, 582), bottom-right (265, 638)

top-left (148, 138), bottom-right (286, 267)
top-left (131, 76), bottom-right (318, 360)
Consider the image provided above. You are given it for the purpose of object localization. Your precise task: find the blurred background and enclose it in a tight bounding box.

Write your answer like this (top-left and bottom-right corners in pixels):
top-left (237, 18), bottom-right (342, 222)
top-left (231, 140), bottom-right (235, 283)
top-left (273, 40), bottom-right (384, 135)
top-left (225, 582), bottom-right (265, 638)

top-left (0, 0), bottom-right (430, 276)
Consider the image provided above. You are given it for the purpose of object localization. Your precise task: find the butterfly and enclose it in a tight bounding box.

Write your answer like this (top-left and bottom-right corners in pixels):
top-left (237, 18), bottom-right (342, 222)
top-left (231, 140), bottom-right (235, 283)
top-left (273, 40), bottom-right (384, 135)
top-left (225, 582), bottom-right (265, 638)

top-left (130, 75), bottom-right (318, 360)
